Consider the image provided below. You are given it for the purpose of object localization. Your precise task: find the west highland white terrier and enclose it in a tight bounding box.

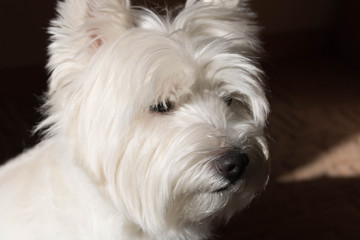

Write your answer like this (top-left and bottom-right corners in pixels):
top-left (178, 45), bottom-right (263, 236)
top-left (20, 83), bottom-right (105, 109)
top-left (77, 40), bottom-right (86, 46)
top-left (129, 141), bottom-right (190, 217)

top-left (0, 0), bottom-right (269, 239)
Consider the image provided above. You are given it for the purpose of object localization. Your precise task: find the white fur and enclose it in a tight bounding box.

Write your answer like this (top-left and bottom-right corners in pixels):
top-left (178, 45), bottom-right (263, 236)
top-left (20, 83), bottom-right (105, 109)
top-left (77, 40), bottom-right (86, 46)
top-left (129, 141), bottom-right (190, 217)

top-left (0, 0), bottom-right (269, 239)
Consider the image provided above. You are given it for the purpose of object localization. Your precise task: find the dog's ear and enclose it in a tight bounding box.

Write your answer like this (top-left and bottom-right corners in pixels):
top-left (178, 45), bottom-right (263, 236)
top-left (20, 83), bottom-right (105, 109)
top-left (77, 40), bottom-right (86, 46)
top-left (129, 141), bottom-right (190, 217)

top-left (185, 0), bottom-right (243, 8)
top-left (50, 0), bottom-right (133, 48)
top-left (47, 0), bottom-right (134, 93)
top-left (179, 0), bottom-right (259, 55)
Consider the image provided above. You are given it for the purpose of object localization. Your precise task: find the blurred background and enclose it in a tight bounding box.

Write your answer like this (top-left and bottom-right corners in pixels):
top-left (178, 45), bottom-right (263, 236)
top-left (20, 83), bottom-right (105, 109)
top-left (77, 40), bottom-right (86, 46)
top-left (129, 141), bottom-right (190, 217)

top-left (1, 0), bottom-right (359, 239)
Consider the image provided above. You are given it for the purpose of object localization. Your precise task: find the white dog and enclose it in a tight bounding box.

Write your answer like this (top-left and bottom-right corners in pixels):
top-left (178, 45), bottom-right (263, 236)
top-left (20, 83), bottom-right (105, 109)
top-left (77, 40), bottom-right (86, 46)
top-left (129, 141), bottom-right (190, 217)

top-left (0, 0), bottom-right (269, 239)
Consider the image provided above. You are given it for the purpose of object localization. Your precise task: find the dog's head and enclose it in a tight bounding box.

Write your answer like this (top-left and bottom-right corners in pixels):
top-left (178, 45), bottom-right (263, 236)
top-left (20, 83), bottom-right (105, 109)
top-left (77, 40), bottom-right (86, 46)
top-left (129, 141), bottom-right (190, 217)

top-left (42, 0), bottom-right (269, 237)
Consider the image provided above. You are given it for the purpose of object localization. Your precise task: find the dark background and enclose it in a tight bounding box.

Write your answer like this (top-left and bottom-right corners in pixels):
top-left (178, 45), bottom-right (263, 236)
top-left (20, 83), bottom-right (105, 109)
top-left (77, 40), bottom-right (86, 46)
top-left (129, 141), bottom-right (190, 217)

top-left (1, 0), bottom-right (360, 239)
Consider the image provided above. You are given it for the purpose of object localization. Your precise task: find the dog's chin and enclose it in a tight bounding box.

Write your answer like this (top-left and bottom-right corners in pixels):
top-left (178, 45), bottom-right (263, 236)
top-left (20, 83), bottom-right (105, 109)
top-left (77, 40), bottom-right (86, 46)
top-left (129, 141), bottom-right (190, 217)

top-left (181, 184), bottom-right (250, 225)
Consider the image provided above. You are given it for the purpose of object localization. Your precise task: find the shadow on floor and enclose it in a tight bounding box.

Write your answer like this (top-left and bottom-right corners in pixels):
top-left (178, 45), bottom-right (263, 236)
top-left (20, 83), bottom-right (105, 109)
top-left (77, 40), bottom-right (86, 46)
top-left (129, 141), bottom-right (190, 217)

top-left (217, 177), bottom-right (360, 240)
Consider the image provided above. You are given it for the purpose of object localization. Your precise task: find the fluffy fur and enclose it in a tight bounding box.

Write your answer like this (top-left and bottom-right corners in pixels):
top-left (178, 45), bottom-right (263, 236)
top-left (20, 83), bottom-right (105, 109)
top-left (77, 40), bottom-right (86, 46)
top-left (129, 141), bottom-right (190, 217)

top-left (0, 0), bottom-right (269, 239)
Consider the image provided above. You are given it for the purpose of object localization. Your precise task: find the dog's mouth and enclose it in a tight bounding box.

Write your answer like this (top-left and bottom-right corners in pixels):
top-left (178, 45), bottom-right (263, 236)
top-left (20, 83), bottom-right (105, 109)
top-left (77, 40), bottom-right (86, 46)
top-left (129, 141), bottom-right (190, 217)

top-left (212, 179), bottom-right (245, 193)
top-left (214, 185), bottom-right (230, 193)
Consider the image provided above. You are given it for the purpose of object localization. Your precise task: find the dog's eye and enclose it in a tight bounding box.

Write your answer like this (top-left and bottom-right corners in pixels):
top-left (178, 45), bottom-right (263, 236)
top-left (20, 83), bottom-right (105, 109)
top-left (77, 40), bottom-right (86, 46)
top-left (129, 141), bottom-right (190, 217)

top-left (150, 100), bottom-right (173, 113)
top-left (224, 96), bottom-right (233, 106)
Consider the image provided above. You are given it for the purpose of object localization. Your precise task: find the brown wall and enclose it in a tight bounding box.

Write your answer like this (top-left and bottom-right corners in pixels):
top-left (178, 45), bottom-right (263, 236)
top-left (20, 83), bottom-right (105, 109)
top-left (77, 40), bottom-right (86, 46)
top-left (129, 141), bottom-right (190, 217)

top-left (0, 0), bottom-right (358, 68)
top-left (0, 1), bottom-right (57, 68)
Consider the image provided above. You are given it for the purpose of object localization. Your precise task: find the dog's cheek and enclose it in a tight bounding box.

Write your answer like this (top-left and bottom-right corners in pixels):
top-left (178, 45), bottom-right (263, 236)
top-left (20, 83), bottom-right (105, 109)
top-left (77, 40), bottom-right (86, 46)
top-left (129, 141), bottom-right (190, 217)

top-left (104, 118), bottom-right (176, 229)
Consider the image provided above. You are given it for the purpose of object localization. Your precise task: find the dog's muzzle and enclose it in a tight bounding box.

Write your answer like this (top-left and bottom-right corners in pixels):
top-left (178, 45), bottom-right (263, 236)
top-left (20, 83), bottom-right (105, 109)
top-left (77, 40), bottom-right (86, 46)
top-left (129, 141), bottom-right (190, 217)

top-left (215, 149), bottom-right (249, 184)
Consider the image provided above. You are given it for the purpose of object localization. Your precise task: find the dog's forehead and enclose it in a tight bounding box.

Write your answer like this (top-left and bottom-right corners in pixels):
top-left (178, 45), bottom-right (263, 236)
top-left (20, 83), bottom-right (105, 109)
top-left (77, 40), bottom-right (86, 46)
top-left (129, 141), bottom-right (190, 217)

top-left (100, 9), bottom-right (258, 105)
top-left (109, 30), bottom-right (229, 99)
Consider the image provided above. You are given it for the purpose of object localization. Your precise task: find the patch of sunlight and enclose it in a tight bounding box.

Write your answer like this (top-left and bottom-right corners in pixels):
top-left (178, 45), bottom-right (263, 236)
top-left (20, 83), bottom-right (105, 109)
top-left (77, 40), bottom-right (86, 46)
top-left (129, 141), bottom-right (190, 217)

top-left (278, 133), bottom-right (360, 182)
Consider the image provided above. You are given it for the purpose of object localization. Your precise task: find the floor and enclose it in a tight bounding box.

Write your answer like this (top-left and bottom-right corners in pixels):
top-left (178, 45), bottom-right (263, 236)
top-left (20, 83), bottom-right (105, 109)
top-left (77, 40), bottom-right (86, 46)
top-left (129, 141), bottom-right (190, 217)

top-left (1, 56), bottom-right (360, 239)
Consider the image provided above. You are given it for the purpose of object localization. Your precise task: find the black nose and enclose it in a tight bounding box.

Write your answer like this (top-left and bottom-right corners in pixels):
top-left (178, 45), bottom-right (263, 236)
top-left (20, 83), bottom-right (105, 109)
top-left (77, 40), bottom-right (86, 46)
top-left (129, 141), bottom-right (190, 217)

top-left (215, 150), bottom-right (249, 183)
